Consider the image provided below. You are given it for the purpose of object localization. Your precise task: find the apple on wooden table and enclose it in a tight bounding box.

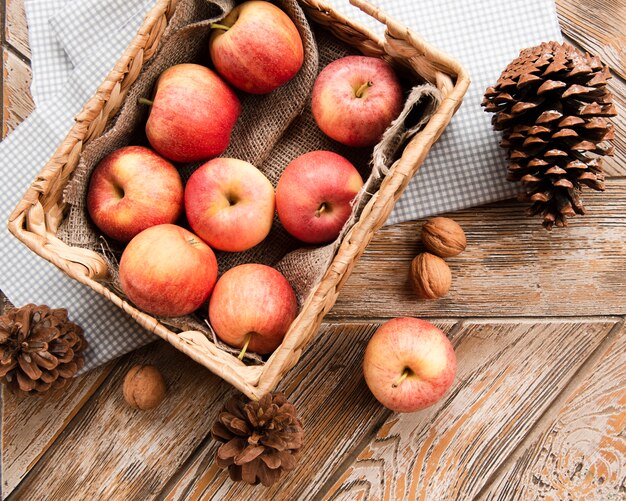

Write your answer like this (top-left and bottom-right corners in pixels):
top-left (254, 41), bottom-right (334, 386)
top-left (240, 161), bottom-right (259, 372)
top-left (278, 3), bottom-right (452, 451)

top-left (86, 146), bottom-right (183, 243)
top-left (209, 1), bottom-right (304, 94)
top-left (185, 158), bottom-right (275, 252)
top-left (209, 263), bottom-right (298, 357)
top-left (141, 63), bottom-right (240, 162)
top-left (276, 150), bottom-right (364, 244)
top-left (119, 224), bottom-right (218, 317)
top-left (312, 55), bottom-right (403, 147)
top-left (363, 317), bottom-right (456, 413)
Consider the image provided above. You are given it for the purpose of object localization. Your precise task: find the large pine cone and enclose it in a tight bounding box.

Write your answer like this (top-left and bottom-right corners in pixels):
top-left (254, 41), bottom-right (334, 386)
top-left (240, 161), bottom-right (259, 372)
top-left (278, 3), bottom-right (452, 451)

top-left (483, 41), bottom-right (617, 229)
top-left (211, 392), bottom-right (304, 487)
top-left (0, 304), bottom-right (87, 396)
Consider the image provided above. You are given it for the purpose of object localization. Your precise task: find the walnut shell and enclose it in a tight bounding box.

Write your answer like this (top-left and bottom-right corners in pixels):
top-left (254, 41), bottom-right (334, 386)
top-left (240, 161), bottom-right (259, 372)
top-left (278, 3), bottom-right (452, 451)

top-left (409, 252), bottom-right (452, 299)
top-left (123, 364), bottom-right (166, 410)
top-left (421, 217), bottom-right (466, 258)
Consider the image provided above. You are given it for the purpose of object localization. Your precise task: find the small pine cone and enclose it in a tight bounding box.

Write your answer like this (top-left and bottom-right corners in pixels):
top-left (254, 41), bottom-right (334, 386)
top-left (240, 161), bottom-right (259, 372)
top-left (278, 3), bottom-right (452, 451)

top-left (0, 304), bottom-right (87, 396)
top-left (211, 392), bottom-right (304, 487)
top-left (482, 41), bottom-right (617, 229)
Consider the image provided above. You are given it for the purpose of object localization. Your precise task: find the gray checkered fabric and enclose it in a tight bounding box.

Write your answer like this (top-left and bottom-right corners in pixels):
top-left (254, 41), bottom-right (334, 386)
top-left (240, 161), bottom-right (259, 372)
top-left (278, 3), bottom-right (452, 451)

top-left (0, 0), bottom-right (561, 372)
top-left (49, 0), bottom-right (156, 67)
top-left (24, 0), bottom-right (72, 105)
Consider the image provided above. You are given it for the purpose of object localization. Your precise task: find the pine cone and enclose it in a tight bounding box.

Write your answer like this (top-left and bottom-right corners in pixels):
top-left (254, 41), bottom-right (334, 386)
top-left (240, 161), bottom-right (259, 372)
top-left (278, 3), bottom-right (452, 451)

top-left (211, 392), bottom-right (304, 487)
top-left (483, 41), bottom-right (617, 229)
top-left (0, 304), bottom-right (87, 396)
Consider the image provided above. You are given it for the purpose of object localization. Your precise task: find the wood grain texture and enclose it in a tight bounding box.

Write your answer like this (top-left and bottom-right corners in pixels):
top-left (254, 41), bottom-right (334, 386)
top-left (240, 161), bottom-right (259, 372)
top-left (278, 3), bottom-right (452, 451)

top-left (5, 322), bottom-right (453, 501)
top-left (159, 321), bottom-right (456, 501)
top-left (4, 0), bottom-right (30, 59)
top-left (482, 322), bottom-right (626, 501)
top-left (589, 70), bottom-right (626, 178)
top-left (330, 179), bottom-right (626, 320)
top-left (1, 365), bottom-right (112, 498)
top-left (7, 341), bottom-right (235, 501)
top-left (556, 0), bottom-right (625, 80)
top-left (601, 82), bottom-right (626, 177)
top-left (320, 319), bottom-right (618, 501)
top-left (2, 47), bottom-right (33, 138)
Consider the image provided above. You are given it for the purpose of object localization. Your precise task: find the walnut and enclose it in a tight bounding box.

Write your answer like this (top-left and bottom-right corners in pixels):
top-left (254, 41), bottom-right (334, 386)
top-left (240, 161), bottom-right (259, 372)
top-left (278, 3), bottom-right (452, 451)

top-left (409, 252), bottom-right (452, 299)
top-left (123, 364), bottom-right (166, 410)
top-left (421, 217), bottom-right (466, 258)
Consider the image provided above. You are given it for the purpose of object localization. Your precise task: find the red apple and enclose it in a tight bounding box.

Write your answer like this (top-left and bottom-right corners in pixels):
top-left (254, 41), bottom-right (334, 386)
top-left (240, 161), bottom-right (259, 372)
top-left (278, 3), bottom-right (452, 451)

top-left (209, 264), bottom-right (297, 356)
top-left (209, 1), bottom-right (304, 94)
top-left (86, 146), bottom-right (183, 243)
top-left (312, 55), bottom-right (403, 147)
top-left (119, 224), bottom-right (218, 317)
top-left (363, 318), bottom-right (456, 413)
top-left (185, 158), bottom-right (275, 252)
top-left (142, 64), bottom-right (240, 162)
top-left (275, 150), bottom-right (363, 244)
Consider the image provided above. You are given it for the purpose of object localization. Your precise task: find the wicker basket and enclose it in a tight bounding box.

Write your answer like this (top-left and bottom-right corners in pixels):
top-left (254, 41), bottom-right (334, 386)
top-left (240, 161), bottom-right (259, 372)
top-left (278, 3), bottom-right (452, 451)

top-left (8, 0), bottom-right (469, 399)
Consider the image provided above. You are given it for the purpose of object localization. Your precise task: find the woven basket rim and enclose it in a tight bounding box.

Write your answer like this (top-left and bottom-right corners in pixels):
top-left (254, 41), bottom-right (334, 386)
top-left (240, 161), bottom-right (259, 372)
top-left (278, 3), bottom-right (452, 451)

top-left (7, 0), bottom-right (469, 399)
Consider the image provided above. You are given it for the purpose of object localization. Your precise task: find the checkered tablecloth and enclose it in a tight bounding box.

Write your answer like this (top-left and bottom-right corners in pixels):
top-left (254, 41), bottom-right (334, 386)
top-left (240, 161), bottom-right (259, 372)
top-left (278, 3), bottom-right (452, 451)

top-left (0, 0), bottom-right (562, 371)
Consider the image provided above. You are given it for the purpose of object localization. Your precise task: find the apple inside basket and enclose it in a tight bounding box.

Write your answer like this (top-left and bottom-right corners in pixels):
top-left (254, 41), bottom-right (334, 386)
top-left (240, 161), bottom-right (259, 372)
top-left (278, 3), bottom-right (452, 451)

top-left (12, 0), bottom-right (467, 399)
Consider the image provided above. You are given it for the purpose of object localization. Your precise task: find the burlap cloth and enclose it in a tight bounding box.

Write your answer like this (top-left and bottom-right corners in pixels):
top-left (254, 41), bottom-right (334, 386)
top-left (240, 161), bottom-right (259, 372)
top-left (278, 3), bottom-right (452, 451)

top-left (58, 0), bottom-right (441, 359)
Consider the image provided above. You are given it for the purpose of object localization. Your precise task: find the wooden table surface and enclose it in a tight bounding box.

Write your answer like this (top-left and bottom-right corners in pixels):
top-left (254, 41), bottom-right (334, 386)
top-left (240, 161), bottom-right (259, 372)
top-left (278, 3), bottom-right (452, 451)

top-left (1, 0), bottom-right (625, 499)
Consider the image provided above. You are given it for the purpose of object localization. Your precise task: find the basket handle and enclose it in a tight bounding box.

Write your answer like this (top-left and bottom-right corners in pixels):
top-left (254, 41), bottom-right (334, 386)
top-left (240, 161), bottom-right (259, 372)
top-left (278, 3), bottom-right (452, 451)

top-left (349, 0), bottom-right (389, 24)
top-left (348, 0), bottom-right (462, 96)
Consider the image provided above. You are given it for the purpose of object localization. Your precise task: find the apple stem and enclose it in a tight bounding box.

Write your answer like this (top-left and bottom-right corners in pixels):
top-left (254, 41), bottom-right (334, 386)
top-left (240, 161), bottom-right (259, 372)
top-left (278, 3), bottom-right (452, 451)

top-left (355, 81), bottom-right (373, 98)
top-left (137, 97), bottom-right (154, 107)
top-left (210, 23), bottom-right (231, 31)
top-left (315, 203), bottom-right (327, 218)
top-left (238, 333), bottom-right (252, 360)
top-left (392, 368), bottom-right (410, 388)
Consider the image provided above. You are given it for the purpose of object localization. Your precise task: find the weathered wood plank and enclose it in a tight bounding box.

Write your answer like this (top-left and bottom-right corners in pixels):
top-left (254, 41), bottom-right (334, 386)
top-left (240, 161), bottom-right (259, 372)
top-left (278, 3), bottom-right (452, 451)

top-left (330, 178), bottom-right (626, 320)
top-left (601, 82), bottom-right (626, 177)
top-left (5, 0), bottom-right (31, 59)
top-left (2, 47), bottom-right (33, 138)
top-left (319, 319), bottom-right (618, 501)
top-left (157, 321), bottom-right (448, 500)
top-left (8, 322), bottom-right (459, 501)
top-left (159, 322), bottom-right (458, 500)
top-left (7, 341), bottom-right (235, 501)
top-left (556, 0), bottom-right (625, 80)
top-left (1, 365), bottom-right (113, 498)
top-left (481, 322), bottom-right (626, 500)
